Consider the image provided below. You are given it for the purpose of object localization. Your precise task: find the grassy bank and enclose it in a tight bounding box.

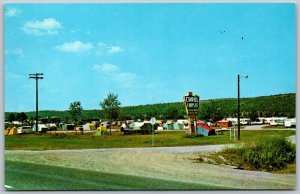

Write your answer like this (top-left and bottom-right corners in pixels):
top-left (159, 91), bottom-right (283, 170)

top-left (196, 135), bottom-right (296, 174)
top-left (5, 160), bottom-right (232, 190)
top-left (5, 130), bottom-right (295, 150)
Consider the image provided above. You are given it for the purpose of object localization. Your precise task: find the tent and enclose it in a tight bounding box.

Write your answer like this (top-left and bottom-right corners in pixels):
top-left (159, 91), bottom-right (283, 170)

top-left (46, 123), bottom-right (57, 130)
top-left (4, 128), bottom-right (10, 135)
top-left (129, 122), bottom-right (144, 130)
top-left (95, 125), bottom-right (108, 136)
top-left (83, 123), bottom-right (91, 131)
top-left (163, 121), bottom-right (174, 130)
top-left (173, 123), bottom-right (182, 130)
top-left (8, 127), bottom-right (18, 135)
top-left (97, 125), bottom-right (107, 131)
top-left (62, 124), bottom-right (75, 131)
top-left (127, 121), bottom-right (157, 134)
top-left (163, 121), bottom-right (183, 130)
top-left (196, 123), bottom-right (215, 136)
top-left (140, 122), bottom-right (157, 132)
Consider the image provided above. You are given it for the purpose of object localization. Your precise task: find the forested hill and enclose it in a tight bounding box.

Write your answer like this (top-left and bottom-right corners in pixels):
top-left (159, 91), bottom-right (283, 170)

top-left (5, 93), bottom-right (296, 122)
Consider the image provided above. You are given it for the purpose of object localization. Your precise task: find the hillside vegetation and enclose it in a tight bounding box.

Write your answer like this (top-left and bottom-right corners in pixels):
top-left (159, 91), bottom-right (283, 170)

top-left (5, 93), bottom-right (296, 122)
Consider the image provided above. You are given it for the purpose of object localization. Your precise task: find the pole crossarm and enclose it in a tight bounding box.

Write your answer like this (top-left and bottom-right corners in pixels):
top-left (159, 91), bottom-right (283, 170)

top-left (29, 73), bottom-right (44, 79)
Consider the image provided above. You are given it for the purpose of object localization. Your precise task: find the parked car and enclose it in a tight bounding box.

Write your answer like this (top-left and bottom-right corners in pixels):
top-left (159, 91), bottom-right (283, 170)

top-left (17, 126), bottom-right (33, 134)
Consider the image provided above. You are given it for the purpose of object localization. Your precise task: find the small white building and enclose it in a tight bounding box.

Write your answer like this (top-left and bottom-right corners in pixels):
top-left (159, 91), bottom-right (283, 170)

top-left (225, 118), bottom-right (238, 125)
top-left (258, 117), bottom-right (272, 124)
top-left (225, 118), bottom-right (250, 125)
top-left (240, 118), bottom-right (251, 125)
top-left (269, 117), bottom-right (287, 126)
top-left (12, 121), bottom-right (22, 125)
top-left (284, 118), bottom-right (296, 128)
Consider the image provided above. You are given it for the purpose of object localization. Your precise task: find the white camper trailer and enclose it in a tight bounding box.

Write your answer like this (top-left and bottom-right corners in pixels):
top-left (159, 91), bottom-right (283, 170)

top-left (284, 118), bottom-right (296, 128)
top-left (17, 126), bottom-right (33, 134)
top-left (32, 124), bottom-right (48, 132)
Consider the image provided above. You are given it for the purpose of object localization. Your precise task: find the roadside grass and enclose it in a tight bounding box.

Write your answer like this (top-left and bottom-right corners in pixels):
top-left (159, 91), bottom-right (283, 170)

top-left (196, 135), bottom-right (296, 174)
top-left (5, 130), bottom-right (295, 150)
top-left (261, 125), bottom-right (287, 129)
top-left (5, 160), bottom-right (232, 190)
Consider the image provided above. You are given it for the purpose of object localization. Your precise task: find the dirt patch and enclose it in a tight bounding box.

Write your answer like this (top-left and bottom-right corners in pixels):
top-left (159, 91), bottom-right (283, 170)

top-left (5, 146), bottom-right (296, 189)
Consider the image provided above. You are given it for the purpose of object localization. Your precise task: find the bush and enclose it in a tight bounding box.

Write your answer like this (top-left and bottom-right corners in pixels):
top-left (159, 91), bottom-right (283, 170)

top-left (102, 130), bottom-right (109, 136)
top-left (220, 135), bottom-right (296, 171)
top-left (241, 135), bottom-right (296, 171)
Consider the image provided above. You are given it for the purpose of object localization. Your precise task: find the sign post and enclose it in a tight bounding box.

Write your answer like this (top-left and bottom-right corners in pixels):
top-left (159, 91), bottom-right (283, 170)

top-left (230, 127), bottom-right (235, 141)
top-left (150, 117), bottom-right (156, 147)
top-left (183, 92), bottom-right (200, 136)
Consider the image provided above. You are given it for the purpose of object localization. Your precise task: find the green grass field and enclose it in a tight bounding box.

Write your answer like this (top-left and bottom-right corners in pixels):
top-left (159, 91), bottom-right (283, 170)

top-left (5, 130), bottom-right (295, 150)
top-left (5, 160), bottom-right (232, 190)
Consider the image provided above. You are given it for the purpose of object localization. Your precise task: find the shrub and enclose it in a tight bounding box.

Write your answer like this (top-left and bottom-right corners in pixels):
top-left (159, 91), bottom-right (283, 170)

top-left (220, 135), bottom-right (296, 171)
top-left (102, 130), bottom-right (109, 136)
top-left (241, 135), bottom-right (296, 171)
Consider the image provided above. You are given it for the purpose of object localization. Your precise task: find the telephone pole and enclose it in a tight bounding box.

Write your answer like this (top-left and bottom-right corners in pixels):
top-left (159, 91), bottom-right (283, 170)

top-left (29, 73), bottom-right (43, 133)
top-left (237, 74), bottom-right (240, 141)
top-left (237, 74), bottom-right (248, 141)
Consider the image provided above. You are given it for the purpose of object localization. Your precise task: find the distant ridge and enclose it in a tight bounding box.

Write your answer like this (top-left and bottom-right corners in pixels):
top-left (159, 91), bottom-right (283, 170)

top-left (5, 93), bottom-right (296, 121)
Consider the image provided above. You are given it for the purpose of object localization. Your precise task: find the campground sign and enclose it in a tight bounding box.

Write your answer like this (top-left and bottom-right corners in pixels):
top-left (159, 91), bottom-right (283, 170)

top-left (183, 92), bottom-right (200, 136)
top-left (184, 92), bottom-right (200, 116)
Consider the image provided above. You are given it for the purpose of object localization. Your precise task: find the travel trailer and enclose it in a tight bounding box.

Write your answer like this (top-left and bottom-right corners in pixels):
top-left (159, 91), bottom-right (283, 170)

top-left (32, 124), bottom-right (48, 132)
top-left (17, 126), bottom-right (33, 134)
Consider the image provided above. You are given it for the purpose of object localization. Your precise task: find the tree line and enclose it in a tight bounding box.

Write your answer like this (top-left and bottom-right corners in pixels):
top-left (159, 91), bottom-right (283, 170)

top-left (5, 93), bottom-right (296, 124)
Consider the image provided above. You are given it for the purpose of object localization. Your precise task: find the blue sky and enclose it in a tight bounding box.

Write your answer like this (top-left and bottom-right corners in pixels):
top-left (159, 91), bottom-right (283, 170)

top-left (4, 3), bottom-right (296, 112)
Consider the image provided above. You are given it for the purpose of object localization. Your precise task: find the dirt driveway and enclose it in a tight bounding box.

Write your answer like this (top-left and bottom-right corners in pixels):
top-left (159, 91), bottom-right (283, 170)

top-left (5, 145), bottom-right (296, 190)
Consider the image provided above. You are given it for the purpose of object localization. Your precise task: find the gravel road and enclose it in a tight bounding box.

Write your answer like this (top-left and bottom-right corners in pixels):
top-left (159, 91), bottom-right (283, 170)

top-left (244, 125), bottom-right (296, 130)
top-left (5, 144), bottom-right (296, 190)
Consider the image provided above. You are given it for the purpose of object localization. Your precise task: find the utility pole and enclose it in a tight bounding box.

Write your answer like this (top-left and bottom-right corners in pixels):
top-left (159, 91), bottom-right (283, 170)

top-left (237, 74), bottom-right (240, 141)
top-left (237, 74), bottom-right (248, 141)
top-left (29, 73), bottom-right (43, 133)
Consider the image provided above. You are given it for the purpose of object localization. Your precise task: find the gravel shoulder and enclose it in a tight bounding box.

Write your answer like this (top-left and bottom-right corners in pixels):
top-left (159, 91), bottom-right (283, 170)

top-left (5, 145), bottom-right (296, 190)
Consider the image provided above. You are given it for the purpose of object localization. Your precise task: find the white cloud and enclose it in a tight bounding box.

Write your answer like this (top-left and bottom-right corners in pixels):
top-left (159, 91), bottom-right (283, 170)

top-left (108, 46), bottom-right (124, 54)
top-left (55, 40), bottom-right (123, 55)
top-left (5, 7), bottom-right (20, 17)
top-left (96, 42), bottom-right (124, 55)
top-left (93, 64), bottom-right (119, 73)
top-left (93, 63), bottom-right (137, 88)
top-left (5, 48), bottom-right (24, 57)
top-left (22, 18), bottom-right (62, 36)
top-left (55, 41), bottom-right (93, 53)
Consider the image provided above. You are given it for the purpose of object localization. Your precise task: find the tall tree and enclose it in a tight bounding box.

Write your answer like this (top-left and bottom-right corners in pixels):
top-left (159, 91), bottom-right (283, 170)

top-left (100, 93), bottom-right (121, 135)
top-left (69, 101), bottom-right (83, 124)
top-left (16, 112), bottom-right (27, 122)
top-left (248, 111), bottom-right (259, 122)
top-left (7, 113), bottom-right (16, 122)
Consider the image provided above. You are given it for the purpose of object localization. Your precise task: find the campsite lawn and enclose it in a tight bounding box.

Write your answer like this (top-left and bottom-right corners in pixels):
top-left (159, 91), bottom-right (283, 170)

top-left (5, 130), bottom-right (295, 150)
